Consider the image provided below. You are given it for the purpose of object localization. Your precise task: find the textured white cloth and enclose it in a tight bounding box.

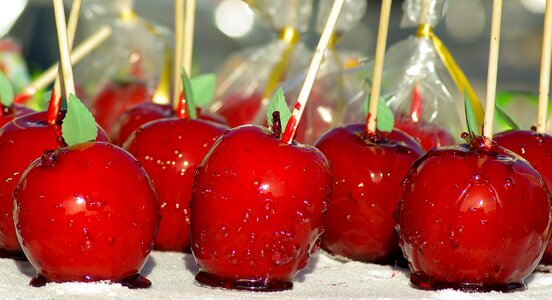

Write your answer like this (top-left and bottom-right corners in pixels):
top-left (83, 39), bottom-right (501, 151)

top-left (1, 251), bottom-right (551, 299)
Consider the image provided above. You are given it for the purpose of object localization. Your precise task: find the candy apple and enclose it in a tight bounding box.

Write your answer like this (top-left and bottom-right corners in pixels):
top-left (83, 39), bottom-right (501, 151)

top-left (124, 117), bottom-right (228, 252)
top-left (394, 115), bottom-right (455, 151)
top-left (215, 92), bottom-right (262, 127)
top-left (0, 110), bottom-right (108, 259)
top-left (315, 123), bottom-right (424, 264)
top-left (90, 81), bottom-right (152, 134)
top-left (397, 133), bottom-right (551, 291)
top-left (14, 141), bottom-right (159, 287)
top-left (494, 128), bottom-right (552, 264)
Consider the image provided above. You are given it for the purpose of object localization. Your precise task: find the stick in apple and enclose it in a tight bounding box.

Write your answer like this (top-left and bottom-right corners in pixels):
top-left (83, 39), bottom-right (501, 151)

top-left (281, 0), bottom-right (345, 144)
top-left (365, 0), bottom-right (392, 135)
top-left (176, 0), bottom-right (196, 118)
top-left (172, 0), bottom-right (184, 106)
top-left (48, 0), bottom-right (82, 125)
top-left (482, 0), bottom-right (502, 141)
top-left (53, 0), bottom-right (76, 99)
top-left (537, 0), bottom-right (552, 133)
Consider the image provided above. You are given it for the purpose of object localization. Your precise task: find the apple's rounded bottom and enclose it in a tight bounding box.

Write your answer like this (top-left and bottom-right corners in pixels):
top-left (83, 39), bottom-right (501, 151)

top-left (195, 271), bottom-right (293, 291)
top-left (0, 248), bottom-right (27, 260)
top-left (30, 273), bottom-right (151, 289)
top-left (410, 272), bottom-right (526, 292)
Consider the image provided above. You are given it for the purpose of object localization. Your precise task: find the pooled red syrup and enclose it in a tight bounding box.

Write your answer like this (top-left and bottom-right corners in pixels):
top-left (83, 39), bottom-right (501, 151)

top-left (315, 124), bottom-right (424, 264)
top-left (90, 81), bottom-right (152, 134)
top-left (191, 125), bottom-right (331, 291)
top-left (15, 142), bottom-right (158, 288)
top-left (112, 101), bottom-right (228, 146)
top-left (0, 104), bottom-right (34, 128)
top-left (123, 118), bottom-right (228, 252)
top-left (0, 111), bottom-right (109, 259)
top-left (215, 92), bottom-right (263, 127)
top-left (493, 128), bottom-right (552, 265)
top-left (397, 137), bottom-right (551, 292)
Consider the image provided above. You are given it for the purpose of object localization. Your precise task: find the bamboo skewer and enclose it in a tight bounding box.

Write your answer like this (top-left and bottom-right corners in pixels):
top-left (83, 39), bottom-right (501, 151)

top-left (537, 0), bottom-right (552, 133)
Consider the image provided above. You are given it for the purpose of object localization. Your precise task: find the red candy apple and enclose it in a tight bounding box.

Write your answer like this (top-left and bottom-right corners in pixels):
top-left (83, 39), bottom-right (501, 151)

top-left (315, 124), bottom-right (424, 264)
top-left (191, 124), bottom-right (331, 290)
top-left (215, 92), bottom-right (262, 127)
top-left (112, 102), bottom-right (172, 145)
top-left (394, 115), bottom-right (455, 151)
top-left (397, 133), bottom-right (551, 291)
top-left (124, 117), bottom-right (227, 252)
top-left (0, 110), bottom-right (108, 259)
top-left (494, 128), bottom-right (552, 264)
top-left (90, 81), bottom-right (152, 134)
top-left (14, 141), bottom-right (159, 287)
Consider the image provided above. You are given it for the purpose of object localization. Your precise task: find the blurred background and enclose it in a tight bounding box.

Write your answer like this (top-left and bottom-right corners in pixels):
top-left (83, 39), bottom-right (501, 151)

top-left (4, 0), bottom-right (548, 94)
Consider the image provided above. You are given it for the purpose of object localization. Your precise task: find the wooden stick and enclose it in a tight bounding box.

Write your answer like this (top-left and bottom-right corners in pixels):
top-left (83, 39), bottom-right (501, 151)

top-left (366, 0), bottom-right (393, 134)
top-left (419, 0), bottom-right (431, 25)
top-left (53, 0), bottom-right (76, 99)
top-left (17, 26), bottom-right (112, 100)
top-left (537, 0), bottom-right (552, 133)
top-left (183, 0), bottom-right (196, 77)
top-left (173, 0), bottom-right (184, 107)
top-left (281, 0), bottom-right (345, 144)
top-left (52, 0), bottom-right (82, 97)
top-left (483, 0), bottom-right (502, 139)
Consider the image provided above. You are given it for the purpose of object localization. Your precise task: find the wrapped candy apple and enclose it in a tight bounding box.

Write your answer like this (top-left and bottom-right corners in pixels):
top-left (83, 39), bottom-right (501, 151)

top-left (342, 0), bottom-right (483, 151)
top-left (73, 0), bottom-right (171, 134)
top-left (210, 0), bottom-right (365, 144)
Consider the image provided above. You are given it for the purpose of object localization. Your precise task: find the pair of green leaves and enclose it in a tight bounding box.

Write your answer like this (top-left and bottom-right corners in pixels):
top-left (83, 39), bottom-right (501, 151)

top-left (181, 70), bottom-right (217, 119)
top-left (464, 90), bottom-right (520, 143)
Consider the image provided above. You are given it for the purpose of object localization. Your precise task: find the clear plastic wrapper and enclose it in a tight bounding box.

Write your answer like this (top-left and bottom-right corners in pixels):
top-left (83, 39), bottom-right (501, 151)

top-left (210, 0), bottom-right (366, 144)
top-left (0, 38), bottom-right (30, 93)
top-left (342, 0), bottom-right (481, 151)
top-left (73, 0), bottom-right (171, 133)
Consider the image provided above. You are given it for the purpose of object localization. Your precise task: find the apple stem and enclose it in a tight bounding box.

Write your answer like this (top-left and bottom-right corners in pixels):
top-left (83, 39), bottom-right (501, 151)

top-left (13, 26), bottom-right (112, 104)
top-left (172, 0), bottom-right (184, 110)
top-left (53, 0), bottom-right (76, 101)
top-left (271, 111), bottom-right (282, 138)
top-left (537, 0), bottom-right (552, 133)
top-left (482, 0), bottom-right (502, 144)
top-left (48, 0), bottom-right (82, 126)
top-left (281, 0), bottom-right (345, 144)
top-left (365, 0), bottom-right (393, 136)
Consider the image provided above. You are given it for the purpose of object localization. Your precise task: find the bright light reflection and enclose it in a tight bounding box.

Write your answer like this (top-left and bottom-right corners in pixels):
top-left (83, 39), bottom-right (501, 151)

top-left (521, 0), bottom-right (546, 13)
top-left (215, 0), bottom-right (254, 38)
top-left (0, 0), bottom-right (28, 37)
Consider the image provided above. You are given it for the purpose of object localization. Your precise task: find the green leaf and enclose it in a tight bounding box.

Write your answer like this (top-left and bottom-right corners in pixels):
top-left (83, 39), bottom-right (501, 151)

top-left (376, 97), bottom-right (394, 132)
top-left (191, 73), bottom-right (216, 107)
top-left (495, 104), bottom-right (520, 130)
top-left (181, 69), bottom-right (197, 119)
top-left (464, 90), bottom-right (480, 136)
top-left (266, 88), bottom-right (291, 132)
top-left (0, 72), bottom-right (14, 107)
top-left (62, 94), bottom-right (98, 146)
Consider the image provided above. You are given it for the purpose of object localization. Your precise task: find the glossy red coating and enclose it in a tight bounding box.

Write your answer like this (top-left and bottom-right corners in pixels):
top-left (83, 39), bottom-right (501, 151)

top-left (0, 104), bottom-right (34, 128)
top-left (91, 81), bottom-right (152, 134)
top-left (191, 125), bottom-right (332, 291)
top-left (0, 111), bottom-right (108, 257)
top-left (394, 115), bottom-right (455, 151)
top-left (14, 142), bottom-right (159, 286)
top-left (397, 143), bottom-right (551, 291)
top-left (315, 124), bottom-right (424, 264)
top-left (124, 117), bottom-right (227, 252)
top-left (494, 129), bottom-right (552, 264)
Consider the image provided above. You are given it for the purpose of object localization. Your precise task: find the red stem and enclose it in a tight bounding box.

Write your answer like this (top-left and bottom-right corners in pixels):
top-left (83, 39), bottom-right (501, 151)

top-left (47, 89), bottom-right (61, 125)
top-left (175, 90), bottom-right (188, 119)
